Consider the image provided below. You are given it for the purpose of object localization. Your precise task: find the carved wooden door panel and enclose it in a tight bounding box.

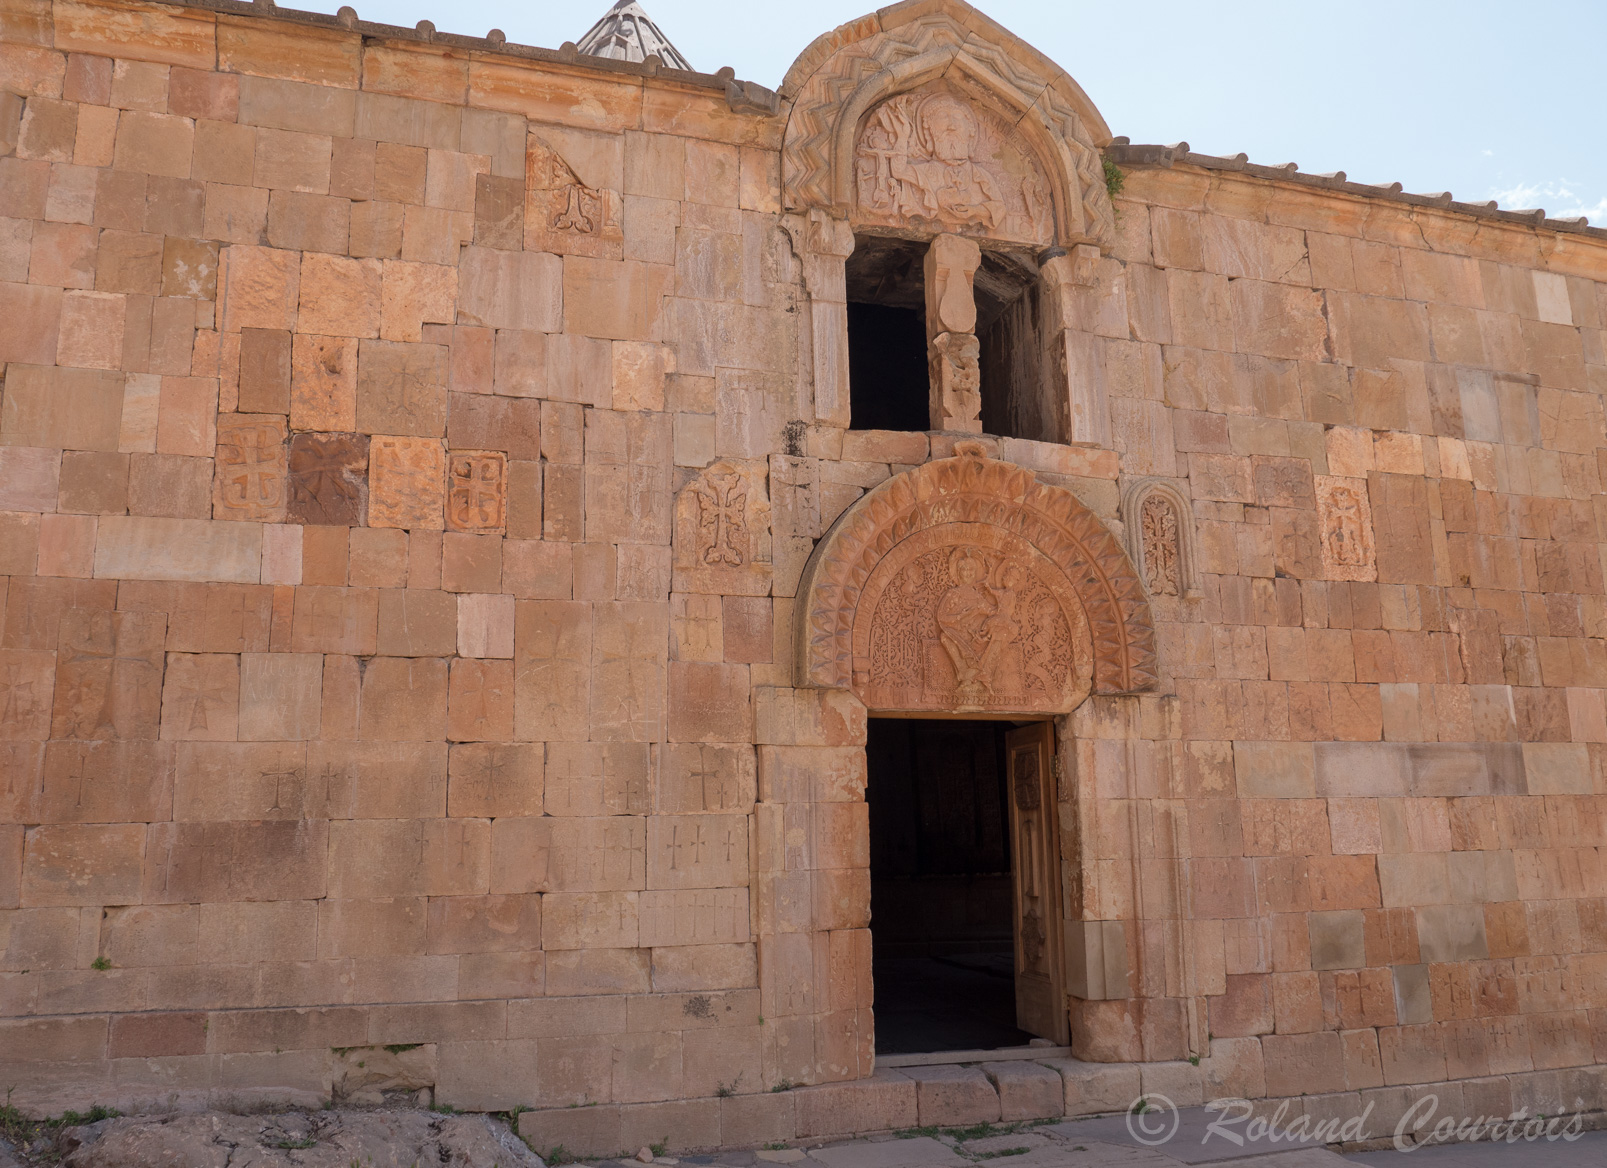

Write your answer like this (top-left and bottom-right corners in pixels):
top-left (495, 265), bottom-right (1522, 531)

top-left (1006, 721), bottom-right (1069, 1043)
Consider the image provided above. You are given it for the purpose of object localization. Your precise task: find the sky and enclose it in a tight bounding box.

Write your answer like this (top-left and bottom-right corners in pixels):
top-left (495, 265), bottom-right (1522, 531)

top-left (295, 0), bottom-right (1607, 224)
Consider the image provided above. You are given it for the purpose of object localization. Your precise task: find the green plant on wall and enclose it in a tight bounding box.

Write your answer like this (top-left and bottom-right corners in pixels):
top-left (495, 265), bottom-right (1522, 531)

top-left (1103, 158), bottom-right (1125, 199)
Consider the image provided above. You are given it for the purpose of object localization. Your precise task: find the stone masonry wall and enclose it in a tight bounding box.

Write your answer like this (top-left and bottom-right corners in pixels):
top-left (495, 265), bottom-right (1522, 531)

top-left (1069, 161), bottom-right (1607, 1095)
top-left (2, 0), bottom-right (1607, 1124)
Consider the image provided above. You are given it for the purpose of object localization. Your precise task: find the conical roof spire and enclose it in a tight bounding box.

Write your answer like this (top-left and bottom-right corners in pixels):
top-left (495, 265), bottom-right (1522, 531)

top-left (576, 0), bottom-right (693, 71)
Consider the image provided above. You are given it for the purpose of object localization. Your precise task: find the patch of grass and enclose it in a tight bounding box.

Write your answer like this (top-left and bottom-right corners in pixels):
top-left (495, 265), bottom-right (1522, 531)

top-left (1188, 1055), bottom-right (1200, 1067)
top-left (1103, 158), bottom-right (1124, 199)
top-left (544, 1144), bottom-right (578, 1165)
top-left (90, 956), bottom-right (112, 971)
top-left (430, 1103), bottom-right (459, 1115)
top-left (265, 1136), bottom-right (318, 1150)
top-left (650, 1139), bottom-right (668, 1156)
top-left (769, 1079), bottom-right (795, 1093)
top-left (383, 1043), bottom-right (423, 1055)
top-left (0, 1096), bottom-right (123, 1155)
top-left (971, 1149), bottom-right (1028, 1161)
top-left (762, 1141), bottom-right (791, 1151)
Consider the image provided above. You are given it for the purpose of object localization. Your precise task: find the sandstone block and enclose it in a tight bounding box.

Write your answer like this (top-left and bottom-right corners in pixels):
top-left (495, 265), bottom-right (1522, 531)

top-left (793, 1071), bottom-right (916, 1138)
top-left (237, 651), bottom-right (322, 740)
top-left (290, 585), bottom-right (378, 655)
top-left (297, 252), bottom-right (382, 338)
top-left (667, 661), bottom-right (753, 743)
top-left (977, 1061), bottom-right (1064, 1121)
top-left (2, 364), bottom-right (124, 451)
top-left (448, 393), bottom-right (540, 460)
top-left (158, 651), bottom-right (240, 741)
top-left (906, 1065), bottom-right (1002, 1127)
top-left (309, 740), bottom-right (446, 820)
top-left (213, 414), bottom-right (288, 522)
top-left (457, 246), bottom-right (561, 332)
top-left (22, 823), bottom-right (145, 906)
top-left (543, 741), bottom-right (648, 818)
top-left (447, 742), bottom-right (542, 819)
top-left (0, 445), bottom-right (59, 511)
top-left (457, 592), bottom-right (514, 659)
top-left (357, 339), bottom-right (447, 438)
top-left (95, 515), bottom-right (261, 582)
top-left (163, 236), bottom-right (219, 301)
top-left (221, 244), bottom-right (299, 332)
top-left (369, 434), bottom-right (444, 529)
top-left (446, 450), bottom-right (507, 534)
top-left (0, 282), bottom-right (61, 364)
top-left (287, 431), bottom-right (367, 525)
top-left (237, 327), bottom-right (291, 414)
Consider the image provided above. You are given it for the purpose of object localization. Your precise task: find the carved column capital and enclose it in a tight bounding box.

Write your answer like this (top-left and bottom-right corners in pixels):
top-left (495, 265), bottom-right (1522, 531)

top-left (924, 233), bottom-right (983, 432)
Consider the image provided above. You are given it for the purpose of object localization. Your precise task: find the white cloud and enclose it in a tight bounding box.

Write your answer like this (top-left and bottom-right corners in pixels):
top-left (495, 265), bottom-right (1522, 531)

top-left (1488, 179), bottom-right (1607, 224)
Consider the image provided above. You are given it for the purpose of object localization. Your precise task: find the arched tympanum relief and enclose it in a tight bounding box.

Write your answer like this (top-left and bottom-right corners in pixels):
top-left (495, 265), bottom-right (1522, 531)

top-left (855, 81), bottom-right (1054, 244)
top-left (781, 0), bottom-right (1115, 247)
top-left (797, 443), bottom-right (1157, 715)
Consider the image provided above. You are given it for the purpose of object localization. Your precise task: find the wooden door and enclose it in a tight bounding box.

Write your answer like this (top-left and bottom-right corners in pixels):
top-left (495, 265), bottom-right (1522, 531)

top-left (1006, 721), bottom-right (1069, 1043)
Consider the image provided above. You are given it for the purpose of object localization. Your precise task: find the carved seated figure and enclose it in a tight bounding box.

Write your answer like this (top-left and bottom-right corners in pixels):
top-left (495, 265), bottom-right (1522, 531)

top-left (859, 92), bottom-right (1007, 231)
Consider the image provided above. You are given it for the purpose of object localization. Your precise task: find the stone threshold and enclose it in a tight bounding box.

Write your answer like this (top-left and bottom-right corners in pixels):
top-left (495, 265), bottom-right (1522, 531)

top-left (876, 1045), bottom-right (1072, 1069)
top-left (515, 1057), bottom-right (1607, 1160)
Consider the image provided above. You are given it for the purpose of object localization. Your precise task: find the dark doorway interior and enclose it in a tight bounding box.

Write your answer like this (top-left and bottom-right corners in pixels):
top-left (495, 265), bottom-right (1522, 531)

top-left (846, 235), bottom-right (929, 432)
top-left (867, 717), bottom-right (1036, 1055)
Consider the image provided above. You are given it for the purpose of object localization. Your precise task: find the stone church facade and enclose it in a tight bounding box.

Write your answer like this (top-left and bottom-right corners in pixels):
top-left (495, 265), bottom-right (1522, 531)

top-left (2, 0), bottom-right (1606, 1148)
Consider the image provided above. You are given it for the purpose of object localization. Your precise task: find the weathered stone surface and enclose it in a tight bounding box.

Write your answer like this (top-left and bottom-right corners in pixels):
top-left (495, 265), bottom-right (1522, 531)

top-left (288, 432), bottom-right (368, 526)
top-left (369, 435), bottom-right (444, 530)
top-left (59, 1111), bottom-right (544, 1167)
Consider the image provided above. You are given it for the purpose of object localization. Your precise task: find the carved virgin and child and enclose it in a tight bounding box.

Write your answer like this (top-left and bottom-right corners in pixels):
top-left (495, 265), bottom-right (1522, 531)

top-left (862, 534), bottom-right (1088, 714)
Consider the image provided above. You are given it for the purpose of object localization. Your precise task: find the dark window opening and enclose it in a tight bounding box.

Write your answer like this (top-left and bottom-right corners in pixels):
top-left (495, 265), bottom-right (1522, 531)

top-left (977, 250), bottom-right (1053, 442)
top-left (847, 235), bottom-right (929, 432)
top-left (868, 717), bottom-right (1035, 1055)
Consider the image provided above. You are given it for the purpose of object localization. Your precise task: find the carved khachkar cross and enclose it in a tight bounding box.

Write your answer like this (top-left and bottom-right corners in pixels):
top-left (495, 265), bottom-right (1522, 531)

top-left (447, 451), bottom-right (507, 534)
top-left (693, 472), bottom-right (748, 566)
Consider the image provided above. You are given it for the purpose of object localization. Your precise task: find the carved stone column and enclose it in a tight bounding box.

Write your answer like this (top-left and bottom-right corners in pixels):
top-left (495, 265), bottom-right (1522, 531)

top-left (1041, 244), bottom-right (1112, 447)
top-left (923, 233), bottom-right (982, 432)
top-left (791, 210), bottom-right (855, 429)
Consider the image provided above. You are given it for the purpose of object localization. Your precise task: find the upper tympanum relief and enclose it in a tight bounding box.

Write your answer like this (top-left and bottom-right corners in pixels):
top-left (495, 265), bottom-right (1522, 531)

top-left (781, 2), bottom-right (1115, 247)
top-left (855, 83), bottom-right (1054, 244)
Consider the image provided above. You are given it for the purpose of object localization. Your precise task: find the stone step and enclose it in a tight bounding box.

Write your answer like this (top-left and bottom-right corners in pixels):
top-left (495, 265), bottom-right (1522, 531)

top-left (514, 1057), bottom-right (1607, 1159)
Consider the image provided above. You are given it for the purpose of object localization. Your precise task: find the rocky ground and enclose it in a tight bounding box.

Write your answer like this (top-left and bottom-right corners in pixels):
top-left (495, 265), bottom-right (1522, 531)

top-left (7, 1107), bottom-right (1606, 1168)
top-left (0, 1108), bottom-right (545, 1168)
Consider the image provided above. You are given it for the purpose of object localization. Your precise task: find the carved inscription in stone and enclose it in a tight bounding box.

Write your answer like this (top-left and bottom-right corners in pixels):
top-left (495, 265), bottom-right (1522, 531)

top-left (1140, 495), bottom-right (1180, 597)
top-left (288, 432), bottom-right (369, 526)
top-left (447, 450), bottom-right (507, 534)
top-left (673, 460), bottom-right (771, 597)
top-left (860, 530), bottom-right (1092, 715)
top-left (526, 135), bottom-right (624, 259)
top-left (369, 435), bottom-right (445, 531)
top-left (213, 415), bottom-right (287, 522)
top-left (1316, 474), bottom-right (1377, 582)
top-left (855, 84), bottom-right (1054, 243)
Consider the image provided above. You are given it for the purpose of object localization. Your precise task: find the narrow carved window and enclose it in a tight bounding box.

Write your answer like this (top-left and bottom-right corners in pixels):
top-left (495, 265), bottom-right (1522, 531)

top-left (846, 234), bottom-right (929, 431)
